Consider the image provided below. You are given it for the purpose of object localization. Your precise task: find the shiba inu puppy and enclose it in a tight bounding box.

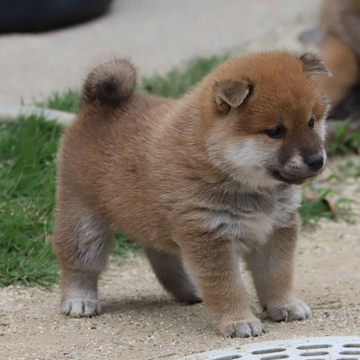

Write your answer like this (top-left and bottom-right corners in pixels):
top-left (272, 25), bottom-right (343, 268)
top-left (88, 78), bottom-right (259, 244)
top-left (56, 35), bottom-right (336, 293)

top-left (52, 51), bottom-right (330, 337)
top-left (316, 0), bottom-right (360, 108)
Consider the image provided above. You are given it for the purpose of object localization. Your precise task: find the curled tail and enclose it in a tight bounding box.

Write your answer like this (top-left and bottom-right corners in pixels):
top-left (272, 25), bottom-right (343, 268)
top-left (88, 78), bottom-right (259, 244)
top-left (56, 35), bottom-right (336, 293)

top-left (81, 58), bottom-right (137, 107)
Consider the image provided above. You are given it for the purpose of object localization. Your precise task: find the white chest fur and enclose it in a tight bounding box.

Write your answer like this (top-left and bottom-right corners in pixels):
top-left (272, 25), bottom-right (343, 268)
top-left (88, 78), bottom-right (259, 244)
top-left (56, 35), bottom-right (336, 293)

top-left (198, 185), bottom-right (302, 252)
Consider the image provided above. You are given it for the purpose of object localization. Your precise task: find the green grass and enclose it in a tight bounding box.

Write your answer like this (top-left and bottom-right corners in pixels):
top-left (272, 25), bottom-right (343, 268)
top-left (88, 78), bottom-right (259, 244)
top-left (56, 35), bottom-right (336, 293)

top-left (300, 186), bottom-right (355, 227)
top-left (35, 89), bottom-right (80, 113)
top-left (1, 53), bottom-right (358, 288)
top-left (139, 54), bottom-right (228, 98)
top-left (0, 116), bottom-right (60, 287)
top-left (338, 160), bottom-right (360, 178)
top-left (327, 120), bottom-right (360, 155)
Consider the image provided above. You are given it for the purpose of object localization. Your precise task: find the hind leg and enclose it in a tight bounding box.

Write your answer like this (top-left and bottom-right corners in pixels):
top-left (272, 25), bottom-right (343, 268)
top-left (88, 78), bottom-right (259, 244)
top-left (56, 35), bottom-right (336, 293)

top-left (52, 201), bottom-right (113, 317)
top-left (144, 247), bottom-right (202, 304)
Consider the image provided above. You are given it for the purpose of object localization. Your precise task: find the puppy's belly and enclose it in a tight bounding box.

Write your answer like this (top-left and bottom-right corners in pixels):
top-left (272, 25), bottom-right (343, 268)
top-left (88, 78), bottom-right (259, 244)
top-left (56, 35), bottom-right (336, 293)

top-left (203, 210), bottom-right (275, 252)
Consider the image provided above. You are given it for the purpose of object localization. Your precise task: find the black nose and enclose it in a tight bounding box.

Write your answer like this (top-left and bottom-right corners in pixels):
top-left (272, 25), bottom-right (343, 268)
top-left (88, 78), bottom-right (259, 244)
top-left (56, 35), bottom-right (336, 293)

top-left (305, 154), bottom-right (324, 171)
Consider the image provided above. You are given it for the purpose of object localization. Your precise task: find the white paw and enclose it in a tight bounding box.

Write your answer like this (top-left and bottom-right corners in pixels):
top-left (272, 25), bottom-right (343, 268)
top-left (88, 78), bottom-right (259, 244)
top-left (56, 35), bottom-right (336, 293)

top-left (62, 298), bottom-right (102, 317)
top-left (220, 317), bottom-right (265, 338)
top-left (266, 298), bottom-right (311, 322)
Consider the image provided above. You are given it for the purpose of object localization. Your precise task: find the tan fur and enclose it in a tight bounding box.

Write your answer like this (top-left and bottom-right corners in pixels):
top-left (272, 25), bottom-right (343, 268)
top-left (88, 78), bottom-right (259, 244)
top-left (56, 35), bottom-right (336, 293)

top-left (315, 0), bottom-right (360, 106)
top-left (52, 51), bottom-right (329, 337)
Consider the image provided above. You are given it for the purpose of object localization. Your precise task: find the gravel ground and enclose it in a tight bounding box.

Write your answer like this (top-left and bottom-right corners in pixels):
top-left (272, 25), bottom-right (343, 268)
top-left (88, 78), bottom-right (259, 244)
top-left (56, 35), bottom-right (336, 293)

top-left (1, 155), bottom-right (359, 360)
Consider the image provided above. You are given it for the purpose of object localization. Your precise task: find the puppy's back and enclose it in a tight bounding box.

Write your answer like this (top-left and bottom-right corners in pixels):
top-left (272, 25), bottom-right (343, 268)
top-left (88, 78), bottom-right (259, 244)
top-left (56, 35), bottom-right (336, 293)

top-left (56, 59), bottom-right (175, 232)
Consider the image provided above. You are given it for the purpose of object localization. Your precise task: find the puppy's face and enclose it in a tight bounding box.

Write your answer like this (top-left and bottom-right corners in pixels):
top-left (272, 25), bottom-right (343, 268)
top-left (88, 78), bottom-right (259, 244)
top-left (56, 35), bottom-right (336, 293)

top-left (205, 52), bottom-right (330, 188)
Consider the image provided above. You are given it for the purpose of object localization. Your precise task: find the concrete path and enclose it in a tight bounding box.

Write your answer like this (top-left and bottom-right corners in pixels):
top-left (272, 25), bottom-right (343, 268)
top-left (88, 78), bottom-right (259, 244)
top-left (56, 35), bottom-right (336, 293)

top-left (0, 0), bottom-right (320, 104)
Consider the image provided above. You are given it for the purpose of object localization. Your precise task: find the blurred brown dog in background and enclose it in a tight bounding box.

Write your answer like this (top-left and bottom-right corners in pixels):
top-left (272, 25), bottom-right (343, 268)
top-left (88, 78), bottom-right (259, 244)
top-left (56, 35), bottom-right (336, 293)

top-left (316, 0), bottom-right (360, 108)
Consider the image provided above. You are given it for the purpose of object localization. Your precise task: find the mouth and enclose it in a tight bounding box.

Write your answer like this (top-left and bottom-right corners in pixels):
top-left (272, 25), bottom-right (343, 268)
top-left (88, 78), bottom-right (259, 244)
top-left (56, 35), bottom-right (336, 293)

top-left (269, 169), bottom-right (317, 185)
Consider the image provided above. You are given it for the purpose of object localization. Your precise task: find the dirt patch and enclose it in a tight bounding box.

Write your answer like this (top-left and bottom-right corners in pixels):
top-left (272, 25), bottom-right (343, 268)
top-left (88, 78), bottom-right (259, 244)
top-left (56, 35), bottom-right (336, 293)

top-left (1, 155), bottom-right (359, 360)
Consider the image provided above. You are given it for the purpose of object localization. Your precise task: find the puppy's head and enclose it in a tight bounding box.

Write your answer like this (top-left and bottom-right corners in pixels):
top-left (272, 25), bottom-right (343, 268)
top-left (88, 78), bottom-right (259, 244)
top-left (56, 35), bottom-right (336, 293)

top-left (202, 51), bottom-right (331, 188)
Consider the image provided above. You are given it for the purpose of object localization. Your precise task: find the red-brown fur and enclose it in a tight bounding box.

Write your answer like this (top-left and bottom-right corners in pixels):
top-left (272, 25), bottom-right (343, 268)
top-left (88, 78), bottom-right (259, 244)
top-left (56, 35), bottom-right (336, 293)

top-left (53, 52), bottom-right (330, 337)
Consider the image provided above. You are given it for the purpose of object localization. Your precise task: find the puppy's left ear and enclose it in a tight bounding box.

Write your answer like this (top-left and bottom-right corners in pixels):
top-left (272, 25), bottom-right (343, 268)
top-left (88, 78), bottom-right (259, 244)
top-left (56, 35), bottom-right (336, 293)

top-left (214, 80), bottom-right (250, 109)
top-left (299, 53), bottom-right (332, 76)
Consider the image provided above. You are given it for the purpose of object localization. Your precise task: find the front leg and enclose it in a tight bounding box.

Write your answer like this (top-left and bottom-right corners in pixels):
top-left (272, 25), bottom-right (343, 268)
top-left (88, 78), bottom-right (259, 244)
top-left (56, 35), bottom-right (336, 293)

top-left (180, 233), bottom-right (264, 338)
top-left (244, 214), bottom-right (311, 322)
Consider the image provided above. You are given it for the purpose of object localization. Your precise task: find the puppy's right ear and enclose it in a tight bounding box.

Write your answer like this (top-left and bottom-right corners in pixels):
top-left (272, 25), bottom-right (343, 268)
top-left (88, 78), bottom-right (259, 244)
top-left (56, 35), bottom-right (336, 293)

top-left (299, 53), bottom-right (332, 76)
top-left (214, 80), bottom-right (250, 110)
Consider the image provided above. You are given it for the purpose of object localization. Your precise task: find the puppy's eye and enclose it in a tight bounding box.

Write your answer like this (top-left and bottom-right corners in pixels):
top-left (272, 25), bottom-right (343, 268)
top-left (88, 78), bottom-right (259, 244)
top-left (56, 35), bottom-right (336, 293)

top-left (308, 117), bottom-right (315, 129)
top-left (265, 126), bottom-right (286, 139)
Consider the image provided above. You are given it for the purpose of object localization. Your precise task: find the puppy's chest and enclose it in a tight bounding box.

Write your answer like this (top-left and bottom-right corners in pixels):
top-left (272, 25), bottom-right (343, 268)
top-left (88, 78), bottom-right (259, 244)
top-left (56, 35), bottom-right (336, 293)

top-left (200, 187), bottom-right (301, 248)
